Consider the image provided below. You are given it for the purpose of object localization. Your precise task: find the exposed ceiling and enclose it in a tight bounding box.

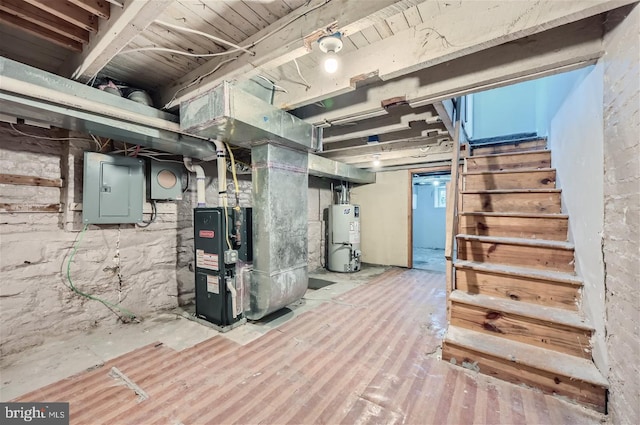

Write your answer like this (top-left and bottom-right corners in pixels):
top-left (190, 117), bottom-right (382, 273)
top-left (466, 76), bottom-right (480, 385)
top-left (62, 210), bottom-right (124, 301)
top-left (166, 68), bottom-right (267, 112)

top-left (0, 0), bottom-right (629, 171)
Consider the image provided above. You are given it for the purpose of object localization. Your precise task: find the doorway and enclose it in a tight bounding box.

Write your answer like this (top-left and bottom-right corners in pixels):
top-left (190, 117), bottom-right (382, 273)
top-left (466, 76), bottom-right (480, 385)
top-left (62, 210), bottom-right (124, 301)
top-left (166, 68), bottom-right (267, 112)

top-left (411, 172), bottom-right (451, 273)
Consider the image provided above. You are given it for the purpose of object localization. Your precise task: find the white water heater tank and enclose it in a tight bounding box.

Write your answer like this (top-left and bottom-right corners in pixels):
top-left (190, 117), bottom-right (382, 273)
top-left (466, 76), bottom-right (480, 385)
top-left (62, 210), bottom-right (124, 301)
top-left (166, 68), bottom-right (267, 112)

top-left (327, 204), bottom-right (361, 272)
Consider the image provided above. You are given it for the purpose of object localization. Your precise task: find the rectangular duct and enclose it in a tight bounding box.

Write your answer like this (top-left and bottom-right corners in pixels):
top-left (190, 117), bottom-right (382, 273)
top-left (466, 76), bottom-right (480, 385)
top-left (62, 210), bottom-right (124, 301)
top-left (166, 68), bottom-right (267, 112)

top-left (180, 82), bottom-right (317, 151)
top-left (248, 144), bottom-right (309, 320)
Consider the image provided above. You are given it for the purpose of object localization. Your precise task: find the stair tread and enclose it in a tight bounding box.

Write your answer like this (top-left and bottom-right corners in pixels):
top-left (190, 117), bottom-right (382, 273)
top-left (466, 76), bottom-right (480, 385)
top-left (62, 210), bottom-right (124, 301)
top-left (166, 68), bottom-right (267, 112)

top-left (445, 326), bottom-right (608, 387)
top-left (454, 260), bottom-right (582, 286)
top-left (456, 234), bottom-right (573, 249)
top-left (470, 149), bottom-right (550, 160)
top-left (460, 212), bottom-right (568, 219)
top-left (464, 168), bottom-right (555, 175)
top-left (462, 188), bottom-right (561, 194)
top-left (450, 290), bottom-right (591, 330)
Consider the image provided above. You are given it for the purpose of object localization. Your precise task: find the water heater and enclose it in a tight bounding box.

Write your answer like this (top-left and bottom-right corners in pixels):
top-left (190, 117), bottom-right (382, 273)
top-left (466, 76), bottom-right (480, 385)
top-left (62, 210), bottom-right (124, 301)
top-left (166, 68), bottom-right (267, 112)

top-left (327, 185), bottom-right (361, 273)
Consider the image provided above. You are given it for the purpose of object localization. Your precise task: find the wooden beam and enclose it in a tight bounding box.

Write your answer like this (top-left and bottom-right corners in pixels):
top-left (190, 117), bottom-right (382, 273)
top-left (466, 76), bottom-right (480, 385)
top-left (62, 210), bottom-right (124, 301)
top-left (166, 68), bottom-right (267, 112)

top-left (360, 151), bottom-right (453, 168)
top-left (323, 122), bottom-right (446, 150)
top-left (159, 0), bottom-right (423, 109)
top-left (323, 104), bottom-right (438, 138)
top-left (68, 0), bottom-right (110, 20)
top-left (0, 11), bottom-right (82, 52)
top-left (0, 173), bottom-right (63, 187)
top-left (0, 203), bottom-right (61, 213)
top-left (22, 0), bottom-right (98, 32)
top-left (433, 100), bottom-right (455, 137)
top-left (65, 0), bottom-right (172, 81)
top-left (321, 135), bottom-right (450, 160)
top-left (277, 6), bottom-right (610, 117)
top-left (0, 0), bottom-right (90, 44)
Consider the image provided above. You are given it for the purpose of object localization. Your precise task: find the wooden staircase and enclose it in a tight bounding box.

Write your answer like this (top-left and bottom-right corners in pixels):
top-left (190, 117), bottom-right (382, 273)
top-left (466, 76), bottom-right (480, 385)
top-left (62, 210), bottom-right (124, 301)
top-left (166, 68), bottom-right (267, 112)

top-left (442, 142), bottom-right (608, 412)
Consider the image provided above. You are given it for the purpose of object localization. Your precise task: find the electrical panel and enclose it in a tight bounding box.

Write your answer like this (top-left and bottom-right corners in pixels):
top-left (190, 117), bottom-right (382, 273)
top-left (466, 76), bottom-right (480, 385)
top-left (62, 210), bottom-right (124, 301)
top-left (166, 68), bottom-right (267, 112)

top-left (148, 160), bottom-right (184, 200)
top-left (194, 207), bottom-right (252, 329)
top-left (82, 152), bottom-right (144, 224)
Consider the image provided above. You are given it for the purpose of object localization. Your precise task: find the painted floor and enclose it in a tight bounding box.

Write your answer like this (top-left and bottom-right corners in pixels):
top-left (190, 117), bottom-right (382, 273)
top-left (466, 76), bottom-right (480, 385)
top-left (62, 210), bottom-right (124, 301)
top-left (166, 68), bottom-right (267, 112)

top-left (413, 247), bottom-right (446, 273)
top-left (6, 269), bottom-right (602, 424)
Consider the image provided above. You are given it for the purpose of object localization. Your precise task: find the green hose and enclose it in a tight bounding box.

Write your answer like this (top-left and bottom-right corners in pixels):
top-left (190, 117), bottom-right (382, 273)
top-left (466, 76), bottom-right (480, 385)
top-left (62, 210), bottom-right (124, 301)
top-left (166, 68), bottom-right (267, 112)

top-left (66, 224), bottom-right (138, 320)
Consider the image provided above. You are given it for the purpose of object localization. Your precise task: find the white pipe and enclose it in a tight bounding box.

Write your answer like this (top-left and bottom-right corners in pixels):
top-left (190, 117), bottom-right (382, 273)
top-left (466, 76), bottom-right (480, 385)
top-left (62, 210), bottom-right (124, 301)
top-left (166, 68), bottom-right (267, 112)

top-left (183, 157), bottom-right (206, 207)
top-left (212, 140), bottom-right (227, 207)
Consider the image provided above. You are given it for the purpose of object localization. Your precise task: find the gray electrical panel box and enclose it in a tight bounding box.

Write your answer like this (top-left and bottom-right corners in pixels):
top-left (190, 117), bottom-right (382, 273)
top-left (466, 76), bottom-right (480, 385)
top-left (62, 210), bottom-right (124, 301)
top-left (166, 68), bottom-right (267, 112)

top-left (82, 152), bottom-right (144, 224)
top-left (148, 160), bottom-right (184, 201)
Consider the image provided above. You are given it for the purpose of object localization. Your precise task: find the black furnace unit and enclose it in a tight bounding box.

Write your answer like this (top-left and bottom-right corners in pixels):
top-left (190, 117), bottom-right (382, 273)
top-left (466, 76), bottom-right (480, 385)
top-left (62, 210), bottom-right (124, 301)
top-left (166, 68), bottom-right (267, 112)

top-left (193, 207), bottom-right (252, 329)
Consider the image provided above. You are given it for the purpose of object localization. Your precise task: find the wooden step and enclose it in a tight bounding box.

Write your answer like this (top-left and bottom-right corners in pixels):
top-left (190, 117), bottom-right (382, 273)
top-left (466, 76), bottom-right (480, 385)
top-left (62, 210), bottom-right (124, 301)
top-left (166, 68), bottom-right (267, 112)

top-left (454, 260), bottom-right (581, 310)
top-left (459, 212), bottom-right (568, 240)
top-left (461, 189), bottom-right (561, 214)
top-left (442, 326), bottom-right (607, 412)
top-left (457, 234), bottom-right (574, 272)
top-left (449, 290), bottom-right (592, 358)
top-left (463, 168), bottom-right (556, 191)
top-left (466, 150), bottom-right (551, 172)
top-left (471, 139), bottom-right (547, 156)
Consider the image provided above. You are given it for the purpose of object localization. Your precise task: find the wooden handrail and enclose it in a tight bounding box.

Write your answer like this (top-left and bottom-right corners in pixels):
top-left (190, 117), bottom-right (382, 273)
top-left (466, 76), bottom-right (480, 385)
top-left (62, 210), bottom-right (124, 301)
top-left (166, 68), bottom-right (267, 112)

top-left (445, 97), bottom-right (463, 319)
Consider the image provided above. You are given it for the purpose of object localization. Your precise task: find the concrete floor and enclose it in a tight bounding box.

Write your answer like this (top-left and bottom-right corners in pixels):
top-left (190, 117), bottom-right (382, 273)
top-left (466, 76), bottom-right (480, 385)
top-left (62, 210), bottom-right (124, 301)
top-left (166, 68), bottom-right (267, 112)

top-left (1, 267), bottom-right (603, 424)
top-left (413, 247), bottom-right (446, 273)
top-left (0, 264), bottom-right (390, 402)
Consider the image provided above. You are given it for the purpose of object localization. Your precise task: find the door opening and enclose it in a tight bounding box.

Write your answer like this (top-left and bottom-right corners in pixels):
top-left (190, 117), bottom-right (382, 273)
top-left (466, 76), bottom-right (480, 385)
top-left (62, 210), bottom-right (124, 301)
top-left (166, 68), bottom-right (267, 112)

top-left (411, 172), bottom-right (451, 273)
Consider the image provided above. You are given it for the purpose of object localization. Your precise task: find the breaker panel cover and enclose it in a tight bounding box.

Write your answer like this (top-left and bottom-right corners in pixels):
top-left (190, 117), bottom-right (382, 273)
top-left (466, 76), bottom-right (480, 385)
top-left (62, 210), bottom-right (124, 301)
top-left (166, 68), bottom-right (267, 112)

top-left (82, 152), bottom-right (144, 224)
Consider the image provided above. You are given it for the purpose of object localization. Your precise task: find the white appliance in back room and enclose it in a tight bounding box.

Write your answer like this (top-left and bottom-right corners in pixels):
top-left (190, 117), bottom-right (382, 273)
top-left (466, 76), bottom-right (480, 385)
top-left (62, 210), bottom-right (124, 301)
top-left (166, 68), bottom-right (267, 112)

top-left (327, 183), bottom-right (361, 273)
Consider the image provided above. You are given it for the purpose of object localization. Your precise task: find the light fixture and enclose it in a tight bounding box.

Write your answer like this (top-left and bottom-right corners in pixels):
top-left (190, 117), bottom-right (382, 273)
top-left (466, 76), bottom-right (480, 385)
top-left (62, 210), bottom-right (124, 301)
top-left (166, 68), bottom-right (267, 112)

top-left (432, 180), bottom-right (440, 186)
top-left (372, 154), bottom-right (381, 167)
top-left (318, 32), bottom-right (343, 74)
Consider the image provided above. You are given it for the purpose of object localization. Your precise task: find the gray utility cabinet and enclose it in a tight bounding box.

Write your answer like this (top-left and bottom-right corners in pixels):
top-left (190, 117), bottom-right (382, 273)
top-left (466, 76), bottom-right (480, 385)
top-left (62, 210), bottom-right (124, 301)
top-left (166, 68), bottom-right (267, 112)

top-left (82, 152), bottom-right (144, 224)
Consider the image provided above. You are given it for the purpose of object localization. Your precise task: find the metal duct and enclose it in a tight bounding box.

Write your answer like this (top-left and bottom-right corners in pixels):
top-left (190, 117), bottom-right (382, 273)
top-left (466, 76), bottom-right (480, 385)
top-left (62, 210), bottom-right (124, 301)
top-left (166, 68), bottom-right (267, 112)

top-left (0, 58), bottom-right (219, 160)
top-left (248, 144), bottom-right (309, 320)
top-left (308, 153), bottom-right (376, 184)
top-left (180, 82), bottom-right (318, 151)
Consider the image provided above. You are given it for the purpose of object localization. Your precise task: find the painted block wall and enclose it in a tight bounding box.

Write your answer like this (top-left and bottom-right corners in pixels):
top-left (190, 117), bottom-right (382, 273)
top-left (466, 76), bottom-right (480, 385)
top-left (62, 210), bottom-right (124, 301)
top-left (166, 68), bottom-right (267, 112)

top-left (413, 183), bottom-right (447, 250)
top-left (547, 64), bottom-right (606, 373)
top-left (470, 79), bottom-right (538, 139)
top-left (0, 123), bottom-right (330, 356)
top-left (602, 5), bottom-right (640, 424)
top-left (351, 170), bottom-right (410, 267)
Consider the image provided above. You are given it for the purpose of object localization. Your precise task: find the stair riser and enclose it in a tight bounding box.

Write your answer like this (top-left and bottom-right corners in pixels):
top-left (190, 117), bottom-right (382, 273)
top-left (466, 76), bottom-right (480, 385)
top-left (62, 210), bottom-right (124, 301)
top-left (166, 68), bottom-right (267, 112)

top-left (466, 151), bottom-right (551, 172)
top-left (464, 170), bottom-right (556, 191)
top-left (459, 215), bottom-right (568, 240)
top-left (461, 192), bottom-right (561, 213)
top-left (457, 240), bottom-right (574, 272)
top-left (450, 302), bottom-right (591, 359)
top-left (471, 140), bottom-right (547, 156)
top-left (442, 343), bottom-right (606, 413)
top-left (455, 269), bottom-right (579, 310)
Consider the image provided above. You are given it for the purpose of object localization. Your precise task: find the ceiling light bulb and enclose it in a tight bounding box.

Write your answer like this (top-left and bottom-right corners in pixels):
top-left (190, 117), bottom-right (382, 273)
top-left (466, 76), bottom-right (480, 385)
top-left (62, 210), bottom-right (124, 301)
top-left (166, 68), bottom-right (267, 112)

top-left (372, 154), bottom-right (381, 167)
top-left (323, 52), bottom-right (339, 74)
top-left (433, 180), bottom-right (440, 186)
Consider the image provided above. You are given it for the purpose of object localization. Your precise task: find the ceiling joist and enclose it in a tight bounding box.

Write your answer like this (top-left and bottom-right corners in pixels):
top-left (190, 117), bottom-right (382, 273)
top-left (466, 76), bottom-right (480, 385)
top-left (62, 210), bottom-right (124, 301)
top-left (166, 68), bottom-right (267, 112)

top-left (65, 0), bottom-right (172, 81)
top-left (22, 0), bottom-right (98, 33)
top-left (68, 0), bottom-right (110, 20)
top-left (294, 16), bottom-right (604, 125)
top-left (159, 0), bottom-right (425, 109)
top-left (0, 0), bottom-right (90, 44)
top-left (275, 0), bottom-right (633, 112)
top-left (0, 10), bottom-right (82, 52)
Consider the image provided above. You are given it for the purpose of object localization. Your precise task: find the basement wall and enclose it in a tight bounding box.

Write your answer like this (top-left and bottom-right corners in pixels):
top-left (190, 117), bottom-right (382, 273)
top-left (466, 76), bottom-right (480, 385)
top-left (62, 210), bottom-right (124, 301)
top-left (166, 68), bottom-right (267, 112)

top-left (351, 170), bottom-right (410, 267)
top-left (0, 123), bottom-right (330, 356)
top-left (602, 4), bottom-right (640, 424)
top-left (0, 124), bottom-right (179, 357)
top-left (546, 64), bottom-right (606, 373)
top-left (413, 183), bottom-right (448, 250)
